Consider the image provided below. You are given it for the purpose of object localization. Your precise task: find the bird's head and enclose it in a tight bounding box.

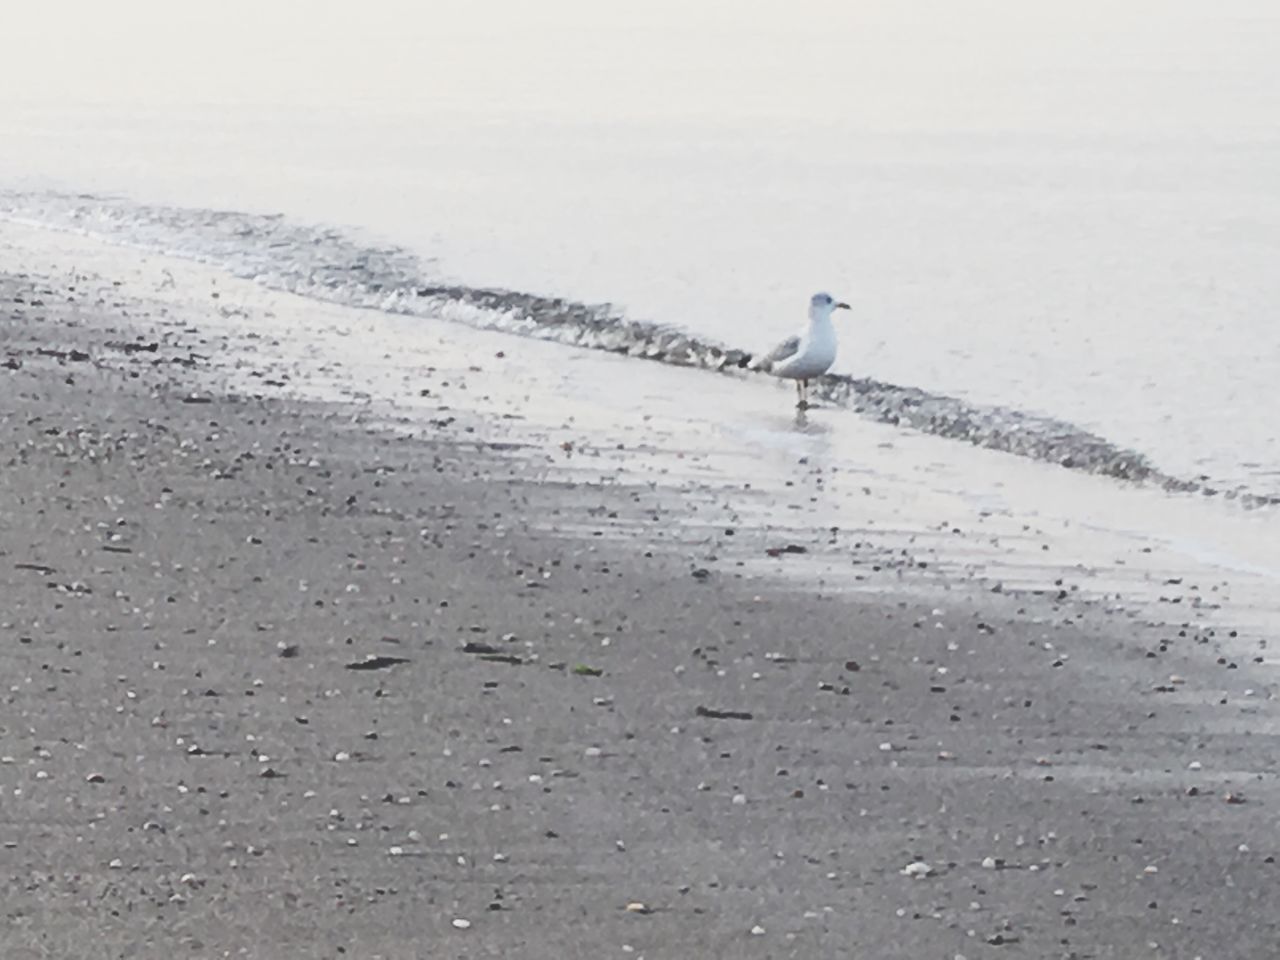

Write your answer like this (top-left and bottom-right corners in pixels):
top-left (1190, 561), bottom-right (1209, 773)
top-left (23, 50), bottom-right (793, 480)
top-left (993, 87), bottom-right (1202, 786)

top-left (810, 291), bottom-right (851, 318)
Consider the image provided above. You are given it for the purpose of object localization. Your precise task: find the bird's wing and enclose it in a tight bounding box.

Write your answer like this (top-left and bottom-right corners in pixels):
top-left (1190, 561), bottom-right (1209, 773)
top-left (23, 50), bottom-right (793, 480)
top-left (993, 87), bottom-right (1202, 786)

top-left (752, 334), bottom-right (801, 372)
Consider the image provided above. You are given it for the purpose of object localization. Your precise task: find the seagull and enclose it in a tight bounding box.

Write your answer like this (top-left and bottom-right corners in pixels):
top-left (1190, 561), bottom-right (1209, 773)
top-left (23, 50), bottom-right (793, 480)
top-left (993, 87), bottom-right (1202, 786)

top-left (754, 291), bottom-right (851, 408)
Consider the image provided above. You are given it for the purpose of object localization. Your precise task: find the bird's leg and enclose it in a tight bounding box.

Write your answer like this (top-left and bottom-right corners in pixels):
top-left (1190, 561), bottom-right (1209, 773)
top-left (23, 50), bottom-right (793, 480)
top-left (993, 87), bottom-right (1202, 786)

top-left (796, 380), bottom-right (804, 407)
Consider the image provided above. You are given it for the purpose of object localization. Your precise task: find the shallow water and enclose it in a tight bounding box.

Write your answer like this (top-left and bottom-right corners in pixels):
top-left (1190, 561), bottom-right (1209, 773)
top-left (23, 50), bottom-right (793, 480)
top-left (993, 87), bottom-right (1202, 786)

top-left (1, 0), bottom-right (1279, 494)
top-left (9, 216), bottom-right (1279, 654)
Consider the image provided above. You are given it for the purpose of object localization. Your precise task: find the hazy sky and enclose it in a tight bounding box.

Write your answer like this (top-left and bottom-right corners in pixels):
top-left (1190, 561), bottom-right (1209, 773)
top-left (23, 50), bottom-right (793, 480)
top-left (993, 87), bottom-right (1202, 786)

top-left (4, 0), bottom-right (1277, 133)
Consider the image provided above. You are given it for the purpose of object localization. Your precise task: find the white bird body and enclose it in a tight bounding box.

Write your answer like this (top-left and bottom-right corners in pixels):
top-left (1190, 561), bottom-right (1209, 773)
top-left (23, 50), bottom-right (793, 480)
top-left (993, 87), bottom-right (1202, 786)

top-left (756, 292), bottom-right (850, 407)
top-left (770, 314), bottom-right (837, 381)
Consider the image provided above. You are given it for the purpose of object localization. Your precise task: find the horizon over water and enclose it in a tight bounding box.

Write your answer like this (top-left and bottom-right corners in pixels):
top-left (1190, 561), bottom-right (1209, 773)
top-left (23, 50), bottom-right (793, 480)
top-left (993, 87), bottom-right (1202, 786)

top-left (2, 0), bottom-right (1279, 498)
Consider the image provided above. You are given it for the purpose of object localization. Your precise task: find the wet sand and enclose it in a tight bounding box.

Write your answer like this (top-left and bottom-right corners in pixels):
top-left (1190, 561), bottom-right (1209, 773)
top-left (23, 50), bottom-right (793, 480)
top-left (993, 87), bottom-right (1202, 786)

top-left (2, 260), bottom-right (1279, 959)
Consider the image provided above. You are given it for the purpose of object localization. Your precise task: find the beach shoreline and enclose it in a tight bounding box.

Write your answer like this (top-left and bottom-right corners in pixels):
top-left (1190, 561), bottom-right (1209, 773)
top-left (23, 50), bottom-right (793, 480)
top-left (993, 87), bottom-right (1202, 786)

top-left (2, 236), bottom-right (1279, 957)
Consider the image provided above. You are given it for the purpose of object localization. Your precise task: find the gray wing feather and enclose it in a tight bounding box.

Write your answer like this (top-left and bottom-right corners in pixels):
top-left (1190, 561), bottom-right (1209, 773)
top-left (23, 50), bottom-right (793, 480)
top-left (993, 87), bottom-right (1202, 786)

top-left (753, 334), bottom-right (801, 372)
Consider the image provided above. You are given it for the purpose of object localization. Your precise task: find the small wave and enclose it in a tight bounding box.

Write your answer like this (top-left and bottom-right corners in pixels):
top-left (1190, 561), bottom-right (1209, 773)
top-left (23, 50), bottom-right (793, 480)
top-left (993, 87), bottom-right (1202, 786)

top-left (1, 189), bottom-right (1273, 507)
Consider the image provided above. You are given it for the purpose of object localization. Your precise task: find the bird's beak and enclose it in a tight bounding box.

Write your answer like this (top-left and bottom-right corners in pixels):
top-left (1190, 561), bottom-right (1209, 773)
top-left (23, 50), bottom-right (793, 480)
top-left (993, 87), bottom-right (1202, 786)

top-left (835, 302), bottom-right (851, 310)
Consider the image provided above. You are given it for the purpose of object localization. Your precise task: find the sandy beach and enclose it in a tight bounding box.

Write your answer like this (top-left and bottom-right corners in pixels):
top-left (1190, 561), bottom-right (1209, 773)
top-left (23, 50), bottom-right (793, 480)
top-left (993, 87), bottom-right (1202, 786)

top-left (3, 231), bottom-right (1280, 958)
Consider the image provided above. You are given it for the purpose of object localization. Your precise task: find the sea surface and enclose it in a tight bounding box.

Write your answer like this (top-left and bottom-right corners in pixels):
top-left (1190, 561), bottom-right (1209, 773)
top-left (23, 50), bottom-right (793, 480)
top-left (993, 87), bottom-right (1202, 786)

top-left (2, 0), bottom-right (1279, 497)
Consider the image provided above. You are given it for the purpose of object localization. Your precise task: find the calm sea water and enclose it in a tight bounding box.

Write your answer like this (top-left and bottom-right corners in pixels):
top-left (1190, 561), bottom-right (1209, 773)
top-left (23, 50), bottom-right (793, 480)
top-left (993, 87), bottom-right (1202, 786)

top-left (2, 0), bottom-right (1278, 495)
